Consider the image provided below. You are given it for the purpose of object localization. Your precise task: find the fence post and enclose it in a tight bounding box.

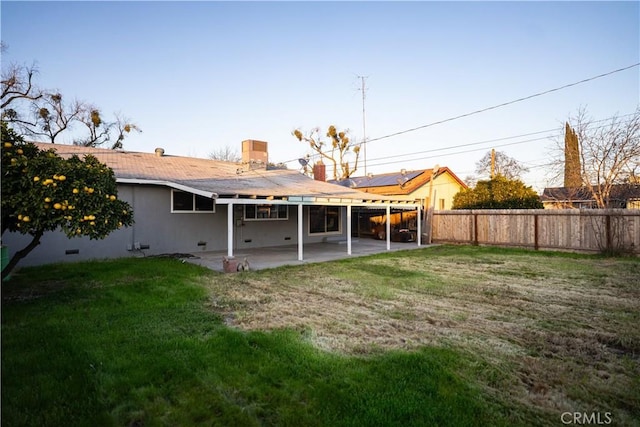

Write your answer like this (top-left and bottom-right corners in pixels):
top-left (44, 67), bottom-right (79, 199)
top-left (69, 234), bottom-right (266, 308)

top-left (606, 212), bottom-right (612, 252)
top-left (426, 207), bottom-right (434, 244)
top-left (473, 212), bottom-right (479, 246)
top-left (534, 213), bottom-right (539, 251)
top-left (421, 209), bottom-right (638, 254)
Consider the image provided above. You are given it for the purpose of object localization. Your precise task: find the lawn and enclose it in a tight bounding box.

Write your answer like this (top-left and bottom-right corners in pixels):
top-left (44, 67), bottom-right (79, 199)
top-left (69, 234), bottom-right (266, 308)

top-left (2, 245), bottom-right (639, 426)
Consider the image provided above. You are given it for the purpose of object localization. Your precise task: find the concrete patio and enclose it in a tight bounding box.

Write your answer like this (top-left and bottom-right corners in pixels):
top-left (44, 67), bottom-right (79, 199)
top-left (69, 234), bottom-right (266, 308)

top-left (182, 238), bottom-right (432, 272)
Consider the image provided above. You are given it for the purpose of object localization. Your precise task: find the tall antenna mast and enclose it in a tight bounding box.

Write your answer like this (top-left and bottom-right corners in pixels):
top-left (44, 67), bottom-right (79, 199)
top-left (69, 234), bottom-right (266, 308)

top-left (357, 75), bottom-right (369, 175)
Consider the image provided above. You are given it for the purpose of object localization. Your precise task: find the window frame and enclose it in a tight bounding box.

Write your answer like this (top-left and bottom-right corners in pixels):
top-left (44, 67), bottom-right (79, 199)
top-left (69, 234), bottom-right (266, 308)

top-left (171, 190), bottom-right (216, 213)
top-left (308, 205), bottom-right (342, 235)
top-left (244, 204), bottom-right (289, 221)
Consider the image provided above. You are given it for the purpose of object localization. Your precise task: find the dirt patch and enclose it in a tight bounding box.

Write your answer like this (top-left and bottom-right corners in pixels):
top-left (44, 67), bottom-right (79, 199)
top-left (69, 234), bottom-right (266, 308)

top-left (204, 248), bottom-right (640, 422)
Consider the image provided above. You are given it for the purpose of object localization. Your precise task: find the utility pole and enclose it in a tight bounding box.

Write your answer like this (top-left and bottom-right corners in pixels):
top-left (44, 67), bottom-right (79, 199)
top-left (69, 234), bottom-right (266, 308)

top-left (490, 148), bottom-right (496, 179)
top-left (357, 75), bottom-right (368, 175)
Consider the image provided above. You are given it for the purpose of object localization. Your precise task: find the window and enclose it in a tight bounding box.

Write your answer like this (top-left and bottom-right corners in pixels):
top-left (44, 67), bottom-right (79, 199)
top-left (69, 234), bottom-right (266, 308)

top-left (172, 190), bottom-right (215, 212)
top-left (244, 204), bottom-right (288, 221)
top-left (439, 199), bottom-right (445, 210)
top-left (309, 206), bottom-right (341, 234)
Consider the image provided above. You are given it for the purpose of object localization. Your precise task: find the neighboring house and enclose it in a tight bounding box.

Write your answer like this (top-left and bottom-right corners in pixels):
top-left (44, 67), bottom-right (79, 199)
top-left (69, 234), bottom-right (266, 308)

top-left (541, 185), bottom-right (640, 209)
top-left (347, 167), bottom-right (467, 210)
top-left (329, 167), bottom-right (467, 238)
top-left (3, 142), bottom-right (421, 267)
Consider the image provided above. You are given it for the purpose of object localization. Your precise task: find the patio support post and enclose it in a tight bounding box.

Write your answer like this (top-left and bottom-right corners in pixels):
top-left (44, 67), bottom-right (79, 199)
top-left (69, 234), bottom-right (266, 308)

top-left (417, 205), bottom-right (422, 246)
top-left (347, 205), bottom-right (352, 255)
top-left (227, 202), bottom-right (234, 258)
top-left (297, 203), bottom-right (304, 261)
top-left (386, 204), bottom-right (391, 250)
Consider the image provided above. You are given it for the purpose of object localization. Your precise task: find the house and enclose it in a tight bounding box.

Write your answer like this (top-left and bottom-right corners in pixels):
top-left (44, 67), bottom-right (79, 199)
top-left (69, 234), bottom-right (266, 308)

top-left (3, 141), bottom-right (421, 267)
top-left (328, 167), bottom-right (467, 239)
top-left (347, 167), bottom-right (467, 209)
top-left (541, 185), bottom-right (640, 209)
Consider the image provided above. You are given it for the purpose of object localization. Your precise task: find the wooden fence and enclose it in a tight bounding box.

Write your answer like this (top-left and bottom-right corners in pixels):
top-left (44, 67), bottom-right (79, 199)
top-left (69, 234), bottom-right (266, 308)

top-left (431, 209), bottom-right (640, 254)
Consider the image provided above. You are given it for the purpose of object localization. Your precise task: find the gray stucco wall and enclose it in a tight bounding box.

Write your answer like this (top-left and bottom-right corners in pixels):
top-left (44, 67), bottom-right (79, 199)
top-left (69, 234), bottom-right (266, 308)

top-left (231, 205), bottom-right (345, 249)
top-left (3, 184), bottom-right (347, 267)
top-left (127, 185), bottom-right (226, 255)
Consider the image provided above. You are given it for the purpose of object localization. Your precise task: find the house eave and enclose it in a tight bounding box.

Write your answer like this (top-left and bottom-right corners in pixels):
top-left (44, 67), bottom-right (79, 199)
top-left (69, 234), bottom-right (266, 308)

top-left (117, 178), bottom-right (218, 199)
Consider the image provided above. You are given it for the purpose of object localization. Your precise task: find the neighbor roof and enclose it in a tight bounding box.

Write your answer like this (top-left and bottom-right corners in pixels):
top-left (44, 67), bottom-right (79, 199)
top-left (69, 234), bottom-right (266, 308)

top-left (337, 167), bottom-right (467, 196)
top-left (541, 185), bottom-right (640, 202)
top-left (34, 143), bottom-right (418, 206)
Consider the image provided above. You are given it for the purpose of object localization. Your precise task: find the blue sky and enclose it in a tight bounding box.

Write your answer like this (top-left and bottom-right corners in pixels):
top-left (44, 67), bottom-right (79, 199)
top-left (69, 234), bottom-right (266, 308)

top-left (2, 1), bottom-right (638, 191)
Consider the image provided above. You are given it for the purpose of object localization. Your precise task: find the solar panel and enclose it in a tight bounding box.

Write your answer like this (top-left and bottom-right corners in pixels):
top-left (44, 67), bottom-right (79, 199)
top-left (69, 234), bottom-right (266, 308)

top-left (352, 170), bottom-right (423, 188)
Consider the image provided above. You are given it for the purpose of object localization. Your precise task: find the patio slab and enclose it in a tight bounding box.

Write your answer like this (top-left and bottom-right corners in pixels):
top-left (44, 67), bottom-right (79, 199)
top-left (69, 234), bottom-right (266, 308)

top-left (182, 239), bottom-right (432, 272)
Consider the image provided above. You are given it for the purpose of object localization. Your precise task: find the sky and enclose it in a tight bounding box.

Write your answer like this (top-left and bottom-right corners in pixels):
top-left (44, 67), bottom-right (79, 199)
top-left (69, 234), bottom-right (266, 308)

top-left (2, 1), bottom-right (639, 192)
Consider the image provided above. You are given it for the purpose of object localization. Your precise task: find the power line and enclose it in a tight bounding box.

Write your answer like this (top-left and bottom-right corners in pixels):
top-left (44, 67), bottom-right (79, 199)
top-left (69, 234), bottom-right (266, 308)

top-left (365, 63), bottom-right (640, 143)
top-left (364, 128), bottom-right (559, 163)
top-left (366, 138), bottom-right (544, 168)
top-left (355, 112), bottom-right (639, 168)
top-left (283, 65), bottom-right (639, 166)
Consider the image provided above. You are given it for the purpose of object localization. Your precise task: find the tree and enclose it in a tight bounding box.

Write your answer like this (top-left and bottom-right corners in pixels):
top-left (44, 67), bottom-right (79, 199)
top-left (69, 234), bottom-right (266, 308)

top-left (563, 122), bottom-right (581, 187)
top-left (1, 57), bottom-right (140, 149)
top-left (27, 92), bottom-right (84, 144)
top-left (452, 175), bottom-right (542, 209)
top-left (75, 108), bottom-right (141, 149)
top-left (550, 107), bottom-right (640, 208)
top-left (1, 121), bottom-right (134, 279)
top-left (208, 145), bottom-right (241, 162)
top-left (463, 175), bottom-right (478, 188)
top-left (475, 150), bottom-right (529, 180)
top-left (293, 125), bottom-right (360, 181)
top-left (1, 63), bottom-right (42, 111)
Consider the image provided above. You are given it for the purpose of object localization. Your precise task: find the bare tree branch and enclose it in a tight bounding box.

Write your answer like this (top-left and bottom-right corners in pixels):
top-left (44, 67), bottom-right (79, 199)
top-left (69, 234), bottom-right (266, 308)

top-left (550, 106), bottom-right (640, 207)
top-left (1, 63), bottom-right (43, 109)
top-left (209, 145), bottom-right (241, 162)
top-left (293, 126), bottom-right (360, 181)
top-left (2, 52), bottom-right (141, 150)
top-left (23, 93), bottom-right (85, 143)
top-left (109, 113), bottom-right (142, 150)
top-left (475, 150), bottom-right (529, 179)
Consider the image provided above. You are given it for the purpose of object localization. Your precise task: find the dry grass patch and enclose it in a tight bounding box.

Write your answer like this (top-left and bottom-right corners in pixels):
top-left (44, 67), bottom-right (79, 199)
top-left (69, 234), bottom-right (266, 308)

top-left (204, 246), bottom-right (640, 423)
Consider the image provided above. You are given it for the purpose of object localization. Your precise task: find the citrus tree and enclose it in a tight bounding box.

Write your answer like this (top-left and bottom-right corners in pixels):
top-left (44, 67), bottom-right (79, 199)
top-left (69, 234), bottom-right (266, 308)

top-left (452, 175), bottom-right (542, 209)
top-left (1, 122), bottom-right (134, 279)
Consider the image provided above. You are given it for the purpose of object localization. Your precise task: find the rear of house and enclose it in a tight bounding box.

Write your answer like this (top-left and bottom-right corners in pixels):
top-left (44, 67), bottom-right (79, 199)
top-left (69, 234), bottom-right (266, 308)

top-left (3, 142), bottom-right (420, 267)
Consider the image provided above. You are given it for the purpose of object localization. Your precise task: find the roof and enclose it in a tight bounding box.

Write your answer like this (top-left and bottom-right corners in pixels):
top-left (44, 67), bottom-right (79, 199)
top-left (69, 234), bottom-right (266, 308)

top-left (541, 185), bottom-right (640, 202)
top-left (541, 187), bottom-right (593, 202)
top-left (334, 167), bottom-right (467, 196)
top-left (34, 143), bottom-right (419, 206)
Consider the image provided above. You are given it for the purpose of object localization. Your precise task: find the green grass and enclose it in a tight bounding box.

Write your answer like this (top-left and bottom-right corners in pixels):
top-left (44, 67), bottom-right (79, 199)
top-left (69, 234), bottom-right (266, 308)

top-left (2, 256), bottom-right (507, 427)
top-left (2, 246), bottom-right (639, 426)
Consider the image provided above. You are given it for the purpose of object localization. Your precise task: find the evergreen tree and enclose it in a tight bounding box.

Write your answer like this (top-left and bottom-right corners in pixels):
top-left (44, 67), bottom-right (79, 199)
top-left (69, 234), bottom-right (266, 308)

top-left (452, 175), bottom-right (542, 209)
top-left (564, 122), bottom-right (581, 187)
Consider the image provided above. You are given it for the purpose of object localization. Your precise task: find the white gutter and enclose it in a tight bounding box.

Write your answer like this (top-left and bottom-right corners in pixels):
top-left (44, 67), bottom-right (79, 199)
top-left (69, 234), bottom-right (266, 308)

top-left (115, 178), bottom-right (420, 208)
top-left (117, 178), bottom-right (218, 199)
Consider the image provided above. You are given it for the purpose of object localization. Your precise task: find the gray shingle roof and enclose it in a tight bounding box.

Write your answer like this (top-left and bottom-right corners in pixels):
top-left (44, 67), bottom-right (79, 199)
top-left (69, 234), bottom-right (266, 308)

top-left (350, 170), bottom-right (424, 188)
top-left (36, 143), bottom-right (416, 204)
top-left (541, 185), bottom-right (640, 202)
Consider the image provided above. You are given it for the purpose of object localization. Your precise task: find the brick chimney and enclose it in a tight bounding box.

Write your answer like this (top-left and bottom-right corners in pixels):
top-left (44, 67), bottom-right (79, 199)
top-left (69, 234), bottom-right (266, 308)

top-left (313, 160), bottom-right (326, 181)
top-left (242, 140), bottom-right (268, 169)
